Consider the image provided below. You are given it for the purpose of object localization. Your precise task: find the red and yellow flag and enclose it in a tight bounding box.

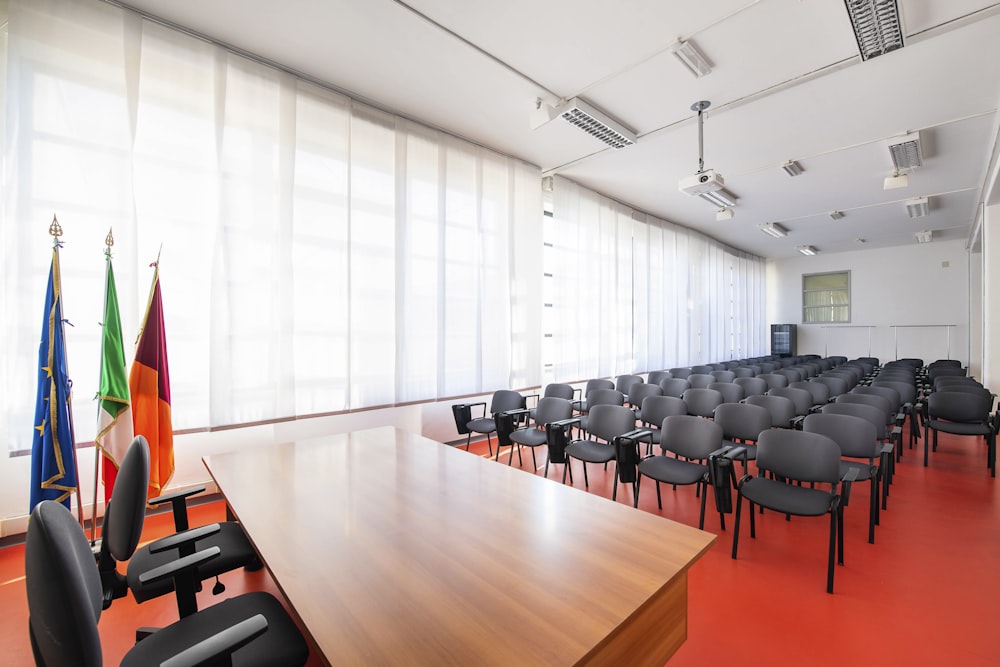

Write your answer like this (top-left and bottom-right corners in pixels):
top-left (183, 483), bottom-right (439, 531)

top-left (129, 263), bottom-right (173, 500)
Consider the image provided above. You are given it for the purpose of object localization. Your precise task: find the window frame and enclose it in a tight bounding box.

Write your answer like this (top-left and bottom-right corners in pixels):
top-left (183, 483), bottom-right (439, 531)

top-left (802, 270), bottom-right (851, 324)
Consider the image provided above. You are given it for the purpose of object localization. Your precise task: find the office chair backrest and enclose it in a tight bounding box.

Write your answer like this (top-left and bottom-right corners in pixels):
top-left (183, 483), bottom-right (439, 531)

top-left (821, 402), bottom-right (888, 439)
top-left (690, 365), bottom-right (713, 375)
top-left (836, 393), bottom-right (892, 421)
top-left (709, 382), bottom-right (744, 404)
top-left (646, 370), bottom-right (672, 385)
top-left (628, 382), bottom-right (662, 408)
top-left (733, 366), bottom-right (756, 378)
top-left (682, 388), bottom-right (724, 418)
top-left (710, 370), bottom-right (736, 383)
top-left (768, 387), bottom-right (813, 416)
top-left (735, 376), bottom-right (768, 397)
top-left (756, 429), bottom-right (841, 484)
top-left (534, 397), bottom-right (573, 427)
top-left (870, 379), bottom-right (916, 405)
top-left (814, 375), bottom-right (848, 398)
top-left (776, 368), bottom-right (804, 384)
top-left (668, 367), bottom-right (692, 379)
top-left (615, 374), bottom-right (644, 395)
top-left (661, 415), bottom-right (723, 460)
top-left (640, 395), bottom-right (688, 426)
top-left (490, 390), bottom-right (526, 414)
top-left (687, 373), bottom-right (714, 389)
top-left (659, 377), bottom-right (691, 398)
top-left (585, 388), bottom-right (624, 410)
top-left (803, 412), bottom-right (879, 460)
top-left (928, 391), bottom-right (992, 423)
top-left (542, 383), bottom-right (575, 401)
top-left (26, 501), bottom-right (104, 667)
top-left (714, 402), bottom-right (771, 443)
top-left (103, 435), bottom-right (150, 562)
top-left (757, 373), bottom-right (789, 390)
top-left (584, 378), bottom-right (615, 396)
top-left (789, 380), bottom-right (829, 407)
top-left (853, 385), bottom-right (901, 412)
top-left (586, 404), bottom-right (638, 443)
top-left (744, 394), bottom-right (796, 428)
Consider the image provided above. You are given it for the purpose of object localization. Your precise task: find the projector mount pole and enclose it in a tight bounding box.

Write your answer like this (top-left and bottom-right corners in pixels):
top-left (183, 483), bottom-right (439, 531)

top-left (691, 100), bottom-right (711, 174)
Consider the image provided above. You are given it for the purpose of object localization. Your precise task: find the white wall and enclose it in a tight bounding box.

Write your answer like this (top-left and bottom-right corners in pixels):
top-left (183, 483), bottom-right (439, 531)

top-left (766, 239), bottom-right (971, 365)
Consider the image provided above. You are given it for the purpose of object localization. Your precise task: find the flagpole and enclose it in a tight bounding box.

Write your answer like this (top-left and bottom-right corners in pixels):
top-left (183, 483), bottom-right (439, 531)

top-left (50, 216), bottom-right (85, 529)
top-left (90, 229), bottom-right (115, 544)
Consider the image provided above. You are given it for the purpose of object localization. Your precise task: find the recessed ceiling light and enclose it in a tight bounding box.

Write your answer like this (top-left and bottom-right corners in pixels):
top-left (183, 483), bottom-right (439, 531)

top-left (697, 187), bottom-right (737, 208)
top-left (759, 222), bottom-right (788, 238)
top-left (782, 160), bottom-right (804, 177)
top-left (844, 0), bottom-right (904, 61)
top-left (797, 245), bottom-right (818, 256)
top-left (669, 40), bottom-right (712, 78)
top-left (906, 196), bottom-right (929, 218)
top-left (915, 229), bottom-right (933, 243)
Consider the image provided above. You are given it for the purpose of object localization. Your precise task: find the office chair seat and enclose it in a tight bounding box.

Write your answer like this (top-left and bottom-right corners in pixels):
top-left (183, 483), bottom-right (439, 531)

top-left (739, 477), bottom-right (837, 516)
top-left (637, 456), bottom-right (706, 486)
top-left (564, 439), bottom-right (617, 464)
top-left (126, 521), bottom-right (260, 603)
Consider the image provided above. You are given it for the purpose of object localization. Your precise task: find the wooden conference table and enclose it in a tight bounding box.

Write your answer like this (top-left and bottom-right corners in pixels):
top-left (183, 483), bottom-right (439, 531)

top-left (203, 427), bottom-right (716, 665)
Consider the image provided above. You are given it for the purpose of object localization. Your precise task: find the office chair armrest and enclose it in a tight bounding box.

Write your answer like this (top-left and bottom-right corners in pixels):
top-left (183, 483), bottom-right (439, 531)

top-left (150, 486), bottom-right (207, 532)
top-left (523, 393), bottom-right (540, 408)
top-left (147, 523), bottom-right (223, 556)
top-left (840, 467), bottom-right (861, 483)
top-left (466, 401), bottom-right (487, 418)
top-left (159, 614), bottom-right (270, 667)
top-left (710, 445), bottom-right (747, 462)
top-left (137, 545), bottom-right (222, 587)
top-left (619, 428), bottom-right (653, 443)
top-left (549, 417), bottom-right (582, 429)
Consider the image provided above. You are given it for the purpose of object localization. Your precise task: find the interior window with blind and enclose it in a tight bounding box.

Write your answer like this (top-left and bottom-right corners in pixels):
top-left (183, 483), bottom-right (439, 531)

top-left (802, 271), bottom-right (850, 323)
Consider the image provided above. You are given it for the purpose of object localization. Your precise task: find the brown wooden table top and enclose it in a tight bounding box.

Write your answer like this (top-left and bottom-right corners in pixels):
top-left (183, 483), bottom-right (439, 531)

top-left (203, 427), bottom-right (716, 666)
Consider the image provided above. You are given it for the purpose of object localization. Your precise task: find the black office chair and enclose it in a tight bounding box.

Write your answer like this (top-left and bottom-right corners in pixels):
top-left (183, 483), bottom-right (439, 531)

top-left (632, 415), bottom-right (730, 529)
top-left (563, 404), bottom-right (640, 500)
top-left (505, 397), bottom-right (574, 470)
top-left (803, 412), bottom-right (891, 544)
top-left (26, 499), bottom-right (309, 667)
top-left (731, 429), bottom-right (857, 594)
top-left (924, 390), bottom-right (996, 476)
top-left (98, 436), bottom-right (261, 611)
top-left (453, 389), bottom-right (526, 455)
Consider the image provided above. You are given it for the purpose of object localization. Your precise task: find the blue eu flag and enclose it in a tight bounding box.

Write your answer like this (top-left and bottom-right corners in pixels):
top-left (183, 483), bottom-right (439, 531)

top-left (29, 246), bottom-right (78, 511)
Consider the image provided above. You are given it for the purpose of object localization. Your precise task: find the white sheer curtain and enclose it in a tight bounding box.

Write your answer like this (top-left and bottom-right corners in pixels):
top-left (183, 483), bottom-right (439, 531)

top-left (1, 0), bottom-right (541, 453)
top-left (548, 176), bottom-right (766, 380)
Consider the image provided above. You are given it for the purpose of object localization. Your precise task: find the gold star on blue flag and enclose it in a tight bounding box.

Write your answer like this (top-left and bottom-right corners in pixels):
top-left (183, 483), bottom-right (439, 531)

top-left (29, 246), bottom-right (78, 511)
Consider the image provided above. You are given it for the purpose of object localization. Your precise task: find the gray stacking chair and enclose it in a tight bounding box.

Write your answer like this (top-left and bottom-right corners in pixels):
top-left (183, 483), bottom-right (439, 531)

top-left (682, 388), bottom-right (724, 418)
top-left (659, 377), bottom-right (692, 398)
top-left (633, 415), bottom-right (725, 528)
top-left (639, 395), bottom-right (688, 449)
top-left (687, 373), bottom-right (715, 389)
top-left (507, 397), bottom-right (574, 470)
top-left (735, 376), bottom-right (768, 398)
top-left (745, 393), bottom-right (796, 429)
top-left (710, 381), bottom-right (745, 404)
top-left (804, 412), bottom-right (891, 544)
top-left (732, 428), bottom-right (858, 594)
top-left (563, 404), bottom-right (640, 499)
top-left (924, 390), bottom-right (996, 476)
top-left (714, 401), bottom-right (771, 465)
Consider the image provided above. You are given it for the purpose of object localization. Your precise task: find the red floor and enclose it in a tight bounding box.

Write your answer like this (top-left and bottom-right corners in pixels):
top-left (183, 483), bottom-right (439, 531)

top-left (3, 424), bottom-right (999, 665)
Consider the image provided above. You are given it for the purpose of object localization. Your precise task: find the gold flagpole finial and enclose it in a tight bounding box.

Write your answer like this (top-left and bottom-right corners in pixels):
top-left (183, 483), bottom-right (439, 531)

top-left (49, 214), bottom-right (63, 239)
top-left (105, 228), bottom-right (114, 259)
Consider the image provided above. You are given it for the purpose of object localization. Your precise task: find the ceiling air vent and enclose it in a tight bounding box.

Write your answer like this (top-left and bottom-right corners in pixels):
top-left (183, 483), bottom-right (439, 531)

top-left (557, 97), bottom-right (637, 149)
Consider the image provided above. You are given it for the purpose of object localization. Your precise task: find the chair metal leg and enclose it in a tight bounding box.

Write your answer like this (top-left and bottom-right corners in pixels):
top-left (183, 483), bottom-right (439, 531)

top-left (655, 481), bottom-right (662, 509)
top-left (633, 474), bottom-right (642, 508)
top-left (731, 493), bottom-right (744, 559)
top-left (827, 503), bottom-right (838, 594)
top-left (698, 480), bottom-right (707, 530)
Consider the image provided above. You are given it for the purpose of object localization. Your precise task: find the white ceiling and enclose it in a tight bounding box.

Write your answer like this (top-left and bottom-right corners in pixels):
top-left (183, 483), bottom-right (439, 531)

top-left (118, 0), bottom-right (1000, 259)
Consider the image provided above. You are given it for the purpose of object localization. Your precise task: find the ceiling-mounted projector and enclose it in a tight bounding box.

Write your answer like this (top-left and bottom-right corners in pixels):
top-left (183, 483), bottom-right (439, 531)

top-left (679, 169), bottom-right (725, 195)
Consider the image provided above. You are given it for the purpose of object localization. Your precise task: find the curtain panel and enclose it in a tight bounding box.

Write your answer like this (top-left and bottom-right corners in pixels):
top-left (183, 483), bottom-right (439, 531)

top-left (1, 0), bottom-right (542, 452)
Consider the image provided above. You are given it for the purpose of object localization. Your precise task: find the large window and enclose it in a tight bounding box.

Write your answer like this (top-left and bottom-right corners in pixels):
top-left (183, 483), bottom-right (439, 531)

top-left (803, 271), bottom-right (851, 323)
top-left (1, 0), bottom-right (541, 454)
top-left (544, 177), bottom-right (767, 380)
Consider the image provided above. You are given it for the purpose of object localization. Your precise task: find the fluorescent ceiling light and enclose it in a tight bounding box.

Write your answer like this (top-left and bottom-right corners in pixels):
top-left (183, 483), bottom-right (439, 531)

top-left (553, 97), bottom-right (637, 149)
top-left (697, 188), bottom-right (737, 208)
top-left (888, 132), bottom-right (922, 170)
top-left (829, 210), bottom-right (845, 220)
top-left (716, 207), bottom-right (734, 221)
top-left (883, 173), bottom-right (909, 190)
top-left (844, 0), bottom-right (904, 61)
top-left (797, 245), bottom-right (818, 256)
top-left (906, 196), bottom-right (929, 218)
top-left (669, 40), bottom-right (712, 78)
top-left (915, 229), bottom-right (933, 244)
top-left (759, 222), bottom-right (788, 238)
top-left (782, 160), bottom-right (804, 177)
